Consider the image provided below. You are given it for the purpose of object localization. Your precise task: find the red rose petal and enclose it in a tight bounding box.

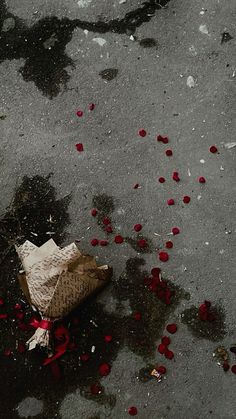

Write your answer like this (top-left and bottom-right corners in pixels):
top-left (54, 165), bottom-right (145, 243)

top-left (161, 336), bottom-right (171, 346)
top-left (100, 240), bottom-right (108, 246)
top-left (17, 341), bottom-right (26, 353)
top-left (133, 183), bottom-right (140, 189)
top-left (105, 225), bottom-right (113, 233)
top-left (134, 312), bottom-right (141, 321)
top-left (104, 335), bottom-right (112, 343)
top-left (4, 349), bottom-right (12, 357)
top-left (172, 171), bottom-right (180, 182)
top-left (76, 110), bottom-right (83, 117)
top-left (166, 149), bottom-right (173, 156)
top-left (90, 383), bottom-right (102, 395)
top-left (91, 208), bottom-right (98, 217)
top-left (231, 365), bottom-right (236, 374)
top-left (99, 362), bottom-right (111, 376)
top-left (138, 129), bottom-right (147, 137)
top-left (159, 251), bottom-right (169, 262)
top-left (183, 196), bottom-right (191, 204)
top-left (0, 298), bottom-right (4, 305)
top-left (209, 145), bottom-right (218, 153)
top-left (75, 143), bottom-right (84, 152)
top-left (166, 323), bottom-right (177, 334)
top-left (167, 199), bottom-right (175, 206)
top-left (15, 311), bottom-right (24, 320)
top-left (102, 217), bottom-right (111, 225)
top-left (223, 362), bottom-right (230, 372)
top-left (128, 406), bottom-right (138, 416)
top-left (199, 176), bottom-right (206, 183)
top-left (80, 353), bottom-right (89, 362)
top-left (134, 224), bottom-right (142, 232)
top-left (157, 365), bottom-right (166, 375)
top-left (137, 239), bottom-right (147, 248)
top-left (157, 135), bottom-right (169, 144)
top-left (165, 241), bottom-right (173, 249)
top-left (158, 177), bottom-right (165, 183)
top-left (165, 349), bottom-right (174, 360)
top-left (151, 267), bottom-right (161, 277)
top-left (89, 103), bottom-right (95, 111)
top-left (91, 238), bottom-right (99, 246)
top-left (172, 227), bottom-right (180, 235)
top-left (158, 343), bottom-right (166, 354)
top-left (14, 303), bottom-right (21, 310)
top-left (114, 235), bottom-right (124, 244)
top-left (0, 314), bottom-right (8, 319)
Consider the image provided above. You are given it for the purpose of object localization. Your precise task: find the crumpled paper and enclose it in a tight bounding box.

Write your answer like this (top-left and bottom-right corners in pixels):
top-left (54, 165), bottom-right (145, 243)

top-left (16, 239), bottom-right (112, 350)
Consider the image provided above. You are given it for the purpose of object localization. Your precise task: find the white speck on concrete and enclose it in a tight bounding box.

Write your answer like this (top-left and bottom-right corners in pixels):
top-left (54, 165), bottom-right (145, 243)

top-left (220, 165), bottom-right (224, 171)
top-left (187, 76), bottom-right (195, 88)
top-left (200, 10), bottom-right (205, 15)
top-left (200, 159), bottom-right (205, 163)
top-left (219, 249), bottom-right (225, 254)
top-left (199, 24), bottom-right (209, 35)
top-left (189, 45), bottom-right (197, 56)
top-left (117, 208), bottom-right (125, 215)
top-left (130, 35), bottom-right (135, 41)
top-left (77, 0), bottom-right (92, 7)
top-left (188, 168), bottom-right (191, 176)
top-left (84, 29), bottom-right (89, 36)
top-left (92, 37), bottom-right (106, 47)
top-left (205, 242), bottom-right (209, 245)
top-left (16, 397), bottom-right (44, 418)
top-left (224, 142), bottom-right (236, 149)
top-left (197, 195), bottom-right (202, 200)
top-left (119, 0), bottom-right (127, 3)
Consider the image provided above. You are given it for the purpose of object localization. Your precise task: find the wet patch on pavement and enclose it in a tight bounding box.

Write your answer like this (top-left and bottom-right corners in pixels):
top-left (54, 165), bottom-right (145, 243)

top-left (99, 68), bottom-right (118, 81)
top-left (139, 37), bottom-right (157, 48)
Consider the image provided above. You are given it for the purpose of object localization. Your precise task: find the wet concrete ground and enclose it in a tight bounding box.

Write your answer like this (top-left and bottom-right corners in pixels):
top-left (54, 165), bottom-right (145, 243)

top-left (0, 0), bottom-right (236, 418)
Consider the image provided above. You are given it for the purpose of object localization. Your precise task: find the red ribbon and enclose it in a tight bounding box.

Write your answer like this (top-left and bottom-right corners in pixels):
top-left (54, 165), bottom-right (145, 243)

top-left (43, 325), bottom-right (70, 366)
top-left (29, 318), bottom-right (53, 330)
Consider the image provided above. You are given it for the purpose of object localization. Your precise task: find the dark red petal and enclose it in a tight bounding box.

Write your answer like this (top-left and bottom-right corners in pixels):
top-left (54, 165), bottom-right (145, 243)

top-left (128, 406), bottom-right (138, 416)
top-left (137, 239), bottom-right (147, 248)
top-left (166, 149), bottom-right (173, 156)
top-left (0, 314), bottom-right (8, 319)
top-left (166, 323), bottom-right (177, 334)
top-left (16, 311), bottom-right (24, 320)
top-left (89, 103), bottom-right (95, 111)
top-left (134, 312), bottom-right (141, 321)
top-left (165, 349), bottom-right (174, 360)
top-left (0, 298), bottom-right (4, 305)
top-left (133, 183), bottom-right (140, 189)
top-left (100, 240), bottom-right (108, 246)
top-left (223, 362), bottom-right (230, 372)
top-left (104, 335), bottom-right (113, 343)
top-left (210, 145), bottom-right (218, 153)
top-left (14, 303), bottom-right (21, 310)
top-left (158, 343), bottom-right (166, 354)
top-left (91, 238), bottom-right (99, 246)
top-left (134, 224), bottom-right (142, 232)
top-left (158, 177), bottom-right (165, 183)
top-left (172, 227), bottom-right (180, 235)
top-left (172, 171), bottom-right (180, 182)
top-left (151, 267), bottom-right (161, 277)
top-left (183, 196), bottom-right (191, 204)
top-left (80, 353), bottom-right (89, 362)
top-left (17, 341), bottom-right (26, 353)
top-left (199, 304), bottom-right (207, 313)
top-left (138, 129), bottom-right (147, 137)
top-left (90, 383), bottom-right (102, 395)
top-left (91, 208), bottom-right (98, 217)
top-left (167, 199), bottom-right (175, 206)
top-left (161, 336), bottom-right (171, 346)
top-left (231, 365), bottom-right (236, 374)
top-left (157, 135), bottom-right (169, 144)
top-left (99, 362), bottom-right (111, 376)
top-left (114, 235), bottom-right (124, 244)
top-left (157, 365), bottom-right (166, 375)
top-left (76, 110), bottom-right (83, 117)
top-left (105, 225), bottom-right (113, 233)
top-left (75, 143), bottom-right (84, 152)
top-left (4, 349), bottom-right (12, 357)
top-left (199, 176), bottom-right (206, 183)
top-left (102, 217), bottom-right (111, 225)
top-left (159, 251), bottom-right (169, 262)
top-left (165, 241), bottom-right (173, 249)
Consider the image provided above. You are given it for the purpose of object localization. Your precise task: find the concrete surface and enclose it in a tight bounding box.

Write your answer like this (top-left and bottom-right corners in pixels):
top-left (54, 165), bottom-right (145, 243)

top-left (0, 0), bottom-right (236, 418)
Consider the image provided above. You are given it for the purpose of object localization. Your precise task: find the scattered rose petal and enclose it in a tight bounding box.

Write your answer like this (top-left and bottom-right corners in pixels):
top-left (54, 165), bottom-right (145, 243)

top-left (166, 323), bottom-right (177, 334)
top-left (223, 362), bottom-right (230, 372)
top-left (91, 238), bottom-right (99, 246)
top-left (157, 135), bottom-right (169, 144)
top-left (15, 311), bottom-right (24, 320)
top-left (103, 217), bottom-right (111, 225)
top-left (172, 172), bottom-right (180, 182)
top-left (0, 298), bottom-right (4, 305)
top-left (151, 267), bottom-right (160, 277)
top-left (134, 224), bottom-right (142, 232)
top-left (159, 251), bottom-right (169, 262)
top-left (199, 176), bottom-right (206, 183)
top-left (183, 196), bottom-right (191, 204)
top-left (162, 336), bottom-right (171, 346)
top-left (90, 383), bottom-right (102, 394)
top-left (167, 199), bottom-right (175, 206)
top-left (138, 129), bottom-right (147, 137)
top-left (166, 149), bottom-right (173, 156)
top-left (134, 312), bottom-right (141, 321)
top-left (133, 183), bottom-right (140, 189)
top-left (165, 241), bottom-right (173, 249)
top-left (0, 314), bottom-right (8, 319)
top-left (172, 227), bottom-right (180, 235)
top-left (104, 335), bottom-right (112, 343)
top-left (157, 366), bottom-right (166, 375)
top-left (114, 235), bottom-right (124, 244)
top-left (105, 225), bottom-right (113, 233)
top-left (100, 240), bottom-right (108, 246)
top-left (158, 343), bottom-right (166, 354)
top-left (91, 208), bottom-right (98, 216)
top-left (158, 177), bottom-right (165, 183)
top-left (89, 103), bottom-right (95, 111)
top-left (210, 145), bottom-right (218, 153)
top-left (165, 349), bottom-right (174, 360)
top-left (14, 303), bottom-right (21, 310)
top-left (75, 143), bottom-right (84, 152)
top-left (4, 349), bottom-right (12, 357)
top-left (231, 365), bottom-right (236, 374)
top-left (128, 406), bottom-right (138, 416)
top-left (17, 341), bottom-right (26, 353)
top-left (76, 110), bottom-right (83, 117)
top-left (99, 362), bottom-right (111, 376)
top-left (137, 239), bottom-right (147, 248)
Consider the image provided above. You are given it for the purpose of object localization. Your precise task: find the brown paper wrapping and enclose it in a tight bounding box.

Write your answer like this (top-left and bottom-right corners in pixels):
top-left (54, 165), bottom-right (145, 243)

top-left (16, 239), bottom-right (112, 349)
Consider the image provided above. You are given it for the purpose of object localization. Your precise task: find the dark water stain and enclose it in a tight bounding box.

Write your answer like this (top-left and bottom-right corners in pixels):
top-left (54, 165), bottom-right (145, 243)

top-left (181, 304), bottom-right (226, 341)
top-left (99, 68), bottom-right (118, 81)
top-left (125, 236), bottom-right (153, 254)
top-left (139, 37), bottom-right (157, 48)
top-left (0, 0), bottom-right (171, 97)
top-left (221, 32), bottom-right (233, 44)
top-left (92, 194), bottom-right (115, 227)
top-left (0, 114), bottom-right (7, 120)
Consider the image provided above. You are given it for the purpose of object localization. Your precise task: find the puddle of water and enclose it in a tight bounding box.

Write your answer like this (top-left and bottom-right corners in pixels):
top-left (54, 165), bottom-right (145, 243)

top-left (99, 68), bottom-right (118, 81)
top-left (139, 38), bottom-right (157, 48)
